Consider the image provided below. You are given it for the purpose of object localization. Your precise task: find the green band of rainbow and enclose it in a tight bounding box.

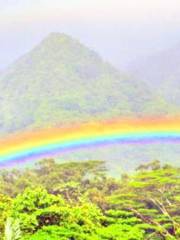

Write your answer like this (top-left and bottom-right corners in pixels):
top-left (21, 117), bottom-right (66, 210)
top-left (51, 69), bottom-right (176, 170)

top-left (0, 118), bottom-right (180, 166)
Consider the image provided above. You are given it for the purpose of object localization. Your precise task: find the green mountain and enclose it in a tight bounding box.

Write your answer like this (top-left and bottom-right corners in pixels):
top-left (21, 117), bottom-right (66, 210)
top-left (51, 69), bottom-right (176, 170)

top-left (0, 33), bottom-right (170, 135)
top-left (0, 33), bottom-right (179, 170)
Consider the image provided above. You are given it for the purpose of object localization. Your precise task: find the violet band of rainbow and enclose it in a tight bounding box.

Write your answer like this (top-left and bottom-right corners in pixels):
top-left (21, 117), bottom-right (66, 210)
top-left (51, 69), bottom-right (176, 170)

top-left (0, 118), bottom-right (180, 166)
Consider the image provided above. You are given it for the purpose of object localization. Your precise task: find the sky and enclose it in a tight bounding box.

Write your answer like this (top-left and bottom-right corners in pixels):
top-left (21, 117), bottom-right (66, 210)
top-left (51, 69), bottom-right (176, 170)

top-left (0, 0), bottom-right (180, 71)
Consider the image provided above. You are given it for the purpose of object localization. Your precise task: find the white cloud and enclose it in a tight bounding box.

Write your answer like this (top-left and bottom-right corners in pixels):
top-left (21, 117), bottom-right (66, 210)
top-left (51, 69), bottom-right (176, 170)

top-left (1, 0), bottom-right (180, 24)
top-left (0, 0), bottom-right (180, 70)
top-left (40, 0), bottom-right (180, 22)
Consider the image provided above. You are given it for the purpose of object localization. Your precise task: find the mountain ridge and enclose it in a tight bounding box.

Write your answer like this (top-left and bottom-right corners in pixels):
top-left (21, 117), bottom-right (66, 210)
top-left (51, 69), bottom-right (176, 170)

top-left (0, 32), bottom-right (171, 135)
top-left (129, 42), bottom-right (180, 107)
top-left (0, 33), bottom-right (179, 170)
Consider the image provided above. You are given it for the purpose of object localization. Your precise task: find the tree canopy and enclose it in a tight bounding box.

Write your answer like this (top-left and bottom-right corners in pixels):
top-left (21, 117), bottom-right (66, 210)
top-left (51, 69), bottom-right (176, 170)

top-left (0, 159), bottom-right (179, 239)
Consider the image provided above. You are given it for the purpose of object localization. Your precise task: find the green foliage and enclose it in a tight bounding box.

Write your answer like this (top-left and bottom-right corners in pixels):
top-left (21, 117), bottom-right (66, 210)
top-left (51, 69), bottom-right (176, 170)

top-left (0, 159), bottom-right (179, 239)
top-left (0, 194), bottom-right (11, 238)
top-left (11, 187), bottom-right (65, 233)
top-left (0, 33), bottom-right (173, 136)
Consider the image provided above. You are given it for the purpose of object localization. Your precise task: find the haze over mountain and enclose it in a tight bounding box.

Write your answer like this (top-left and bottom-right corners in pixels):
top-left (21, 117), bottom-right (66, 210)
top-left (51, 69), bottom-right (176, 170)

top-left (0, 33), bottom-right (179, 170)
top-left (129, 42), bottom-right (180, 107)
top-left (0, 33), bottom-right (171, 135)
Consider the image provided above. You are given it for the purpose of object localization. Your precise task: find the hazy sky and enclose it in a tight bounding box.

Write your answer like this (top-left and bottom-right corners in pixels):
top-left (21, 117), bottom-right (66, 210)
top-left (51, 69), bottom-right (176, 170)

top-left (1, 0), bottom-right (180, 70)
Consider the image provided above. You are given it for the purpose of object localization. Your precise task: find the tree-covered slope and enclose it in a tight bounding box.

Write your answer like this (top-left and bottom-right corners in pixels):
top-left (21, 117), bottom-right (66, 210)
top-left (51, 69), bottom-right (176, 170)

top-left (0, 33), bottom-right (170, 134)
top-left (0, 159), bottom-right (179, 239)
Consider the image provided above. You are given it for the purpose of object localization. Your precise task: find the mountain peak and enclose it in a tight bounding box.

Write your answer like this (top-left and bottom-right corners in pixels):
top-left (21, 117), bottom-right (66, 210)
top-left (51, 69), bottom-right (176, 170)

top-left (27, 32), bottom-right (100, 64)
top-left (0, 33), bottom-right (172, 135)
top-left (42, 32), bottom-right (77, 44)
top-left (37, 32), bottom-right (85, 50)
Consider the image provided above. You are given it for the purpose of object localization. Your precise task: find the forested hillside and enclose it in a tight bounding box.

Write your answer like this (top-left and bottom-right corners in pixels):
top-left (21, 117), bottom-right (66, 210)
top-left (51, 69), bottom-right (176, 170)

top-left (0, 33), bottom-right (172, 135)
top-left (1, 1), bottom-right (180, 240)
top-left (0, 159), bottom-right (179, 239)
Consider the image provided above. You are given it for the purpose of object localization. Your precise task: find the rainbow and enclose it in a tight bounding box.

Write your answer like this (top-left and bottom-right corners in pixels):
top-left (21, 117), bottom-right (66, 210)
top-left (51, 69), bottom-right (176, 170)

top-left (0, 117), bottom-right (180, 166)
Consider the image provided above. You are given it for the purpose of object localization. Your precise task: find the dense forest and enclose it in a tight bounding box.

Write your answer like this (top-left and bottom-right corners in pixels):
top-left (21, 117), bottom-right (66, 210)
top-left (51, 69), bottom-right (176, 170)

top-left (0, 159), bottom-right (179, 239)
